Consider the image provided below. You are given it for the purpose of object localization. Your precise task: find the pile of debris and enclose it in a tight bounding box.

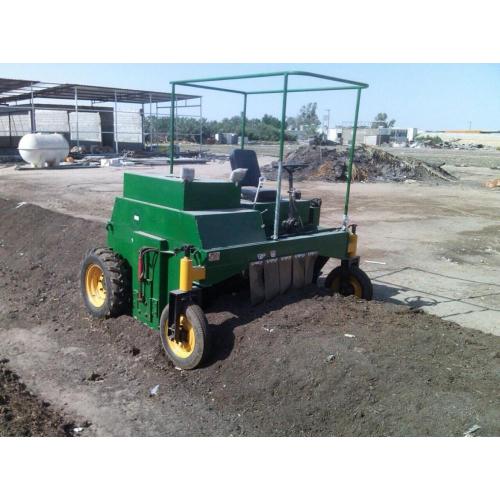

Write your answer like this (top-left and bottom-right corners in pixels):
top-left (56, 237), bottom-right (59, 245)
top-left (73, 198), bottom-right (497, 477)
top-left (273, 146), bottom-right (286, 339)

top-left (263, 145), bottom-right (456, 183)
top-left (412, 138), bottom-right (486, 150)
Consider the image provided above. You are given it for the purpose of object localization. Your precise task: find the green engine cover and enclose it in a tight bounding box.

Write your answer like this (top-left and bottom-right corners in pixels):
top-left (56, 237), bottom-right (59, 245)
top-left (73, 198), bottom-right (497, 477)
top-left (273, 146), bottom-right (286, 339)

top-left (123, 173), bottom-right (241, 210)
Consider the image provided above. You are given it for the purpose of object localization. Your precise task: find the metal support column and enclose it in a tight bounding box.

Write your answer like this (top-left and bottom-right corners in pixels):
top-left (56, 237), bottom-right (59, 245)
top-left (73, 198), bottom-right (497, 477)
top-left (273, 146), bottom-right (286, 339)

top-left (155, 102), bottom-right (159, 148)
top-left (342, 88), bottom-right (362, 229)
top-left (149, 95), bottom-right (153, 152)
top-left (169, 84), bottom-right (176, 174)
top-left (240, 93), bottom-right (247, 149)
top-left (141, 104), bottom-right (145, 150)
top-left (30, 83), bottom-right (36, 133)
top-left (272, 73), bottom-right (289, 240)
top-left (74, 87), bottom-right (80, 148)
top-left (114, 91), bottom-right (118, 154)
top-left (199, 97), bottom-right (203, 154)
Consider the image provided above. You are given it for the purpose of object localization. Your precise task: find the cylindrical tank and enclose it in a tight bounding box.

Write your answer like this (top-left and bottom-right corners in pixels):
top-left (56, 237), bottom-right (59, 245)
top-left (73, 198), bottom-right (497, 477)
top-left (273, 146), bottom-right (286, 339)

top-left (18, 133), bottom-right (70, 168)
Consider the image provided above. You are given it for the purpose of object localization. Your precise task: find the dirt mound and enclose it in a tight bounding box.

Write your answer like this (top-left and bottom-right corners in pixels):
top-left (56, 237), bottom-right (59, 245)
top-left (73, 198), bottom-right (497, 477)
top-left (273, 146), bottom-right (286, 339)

top-left (206, 291), bottom-right (499, 436)
top-left (0, 198), bottom-right (498, 436)
top-left (263, 145), bottom-right (457, 183)
top-left (0, 359), bottom-right (75, 436)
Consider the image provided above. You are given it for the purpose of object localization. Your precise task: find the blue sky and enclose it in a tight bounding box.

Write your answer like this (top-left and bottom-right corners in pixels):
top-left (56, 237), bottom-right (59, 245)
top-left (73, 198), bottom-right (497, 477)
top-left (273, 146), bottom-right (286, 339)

top-left (0, 64), bottom-right (498, 130)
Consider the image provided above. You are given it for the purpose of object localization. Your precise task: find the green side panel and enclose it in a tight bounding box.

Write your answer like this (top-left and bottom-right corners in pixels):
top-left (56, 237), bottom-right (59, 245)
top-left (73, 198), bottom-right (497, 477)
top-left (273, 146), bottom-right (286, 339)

top-left (130, 231), bottom-right (169, 328)
top-left (197, 229), bottom-right (349, 287)
top-left (193, 209), bottom-right (266, 249)
top-left (184, 180), bottom-right (241, 210)
top-left (123, 173), bottom-right (241, 210)
top-left (107, 197), bottom-right (203, 328)
top-left (108, 197), bottom-right (203, 249)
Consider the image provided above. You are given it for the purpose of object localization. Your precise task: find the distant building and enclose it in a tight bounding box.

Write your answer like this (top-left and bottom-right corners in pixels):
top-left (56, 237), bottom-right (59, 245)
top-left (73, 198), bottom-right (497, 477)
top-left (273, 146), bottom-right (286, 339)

top-left (330, 126), bottom-right (418, 146)
top-left (327, 128), bottom-right (343, 142)
top-left (215, 132), bottom-right (238, 145)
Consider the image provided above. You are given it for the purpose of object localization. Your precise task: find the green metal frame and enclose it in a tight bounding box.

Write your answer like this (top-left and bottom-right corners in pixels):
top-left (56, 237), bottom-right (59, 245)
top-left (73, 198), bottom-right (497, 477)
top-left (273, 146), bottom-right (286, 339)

top-left (169, 70), bottom-right (368, 226)
top-left (107, 172), bottom-right (347, 329)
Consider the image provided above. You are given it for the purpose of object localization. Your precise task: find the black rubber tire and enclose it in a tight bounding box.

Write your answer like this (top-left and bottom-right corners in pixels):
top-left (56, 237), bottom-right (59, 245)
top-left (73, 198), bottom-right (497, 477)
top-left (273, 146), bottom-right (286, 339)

top-left (80, 247), bottom-right (130, 318)
top-left (324, 265), bottom-right (373, 300)
top-left (159, 303), bottom-right (211, 370)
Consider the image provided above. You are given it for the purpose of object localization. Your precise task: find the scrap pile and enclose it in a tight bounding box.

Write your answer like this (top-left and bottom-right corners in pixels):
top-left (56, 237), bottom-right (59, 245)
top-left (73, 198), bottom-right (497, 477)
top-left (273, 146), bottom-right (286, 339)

top-left (263, 145), bottom-right (456, 183)
top-left (413, 138), bottom-right (487, 150)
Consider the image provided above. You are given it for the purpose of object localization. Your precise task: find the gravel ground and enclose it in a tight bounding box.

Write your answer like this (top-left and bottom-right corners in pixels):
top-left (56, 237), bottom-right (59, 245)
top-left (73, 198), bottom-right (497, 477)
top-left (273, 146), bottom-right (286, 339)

top-left (0, 198), bottom-right (498, 436)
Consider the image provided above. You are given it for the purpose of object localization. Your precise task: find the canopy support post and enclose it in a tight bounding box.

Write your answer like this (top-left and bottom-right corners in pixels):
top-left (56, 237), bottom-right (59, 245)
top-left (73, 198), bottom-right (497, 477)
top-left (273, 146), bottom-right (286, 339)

top-left (169, 84), bottom-right (176, 174)
top-left (240, 93), bottom-right (247, 149)
top-left (342, 88), bottom-right (362, 229)
top-left (272, 73), bottom-right (289, 241)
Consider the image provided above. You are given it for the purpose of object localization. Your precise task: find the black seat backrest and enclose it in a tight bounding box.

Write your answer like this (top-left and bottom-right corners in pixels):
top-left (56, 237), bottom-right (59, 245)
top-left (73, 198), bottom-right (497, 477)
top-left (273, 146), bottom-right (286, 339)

top-left (229, 149), bottom-right (261, 187)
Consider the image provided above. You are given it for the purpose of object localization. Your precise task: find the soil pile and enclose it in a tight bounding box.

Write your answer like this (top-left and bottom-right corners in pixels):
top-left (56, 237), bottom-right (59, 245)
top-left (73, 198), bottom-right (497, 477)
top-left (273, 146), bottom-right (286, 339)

top-left (263, 145), bottom-right (456, 183)
top-left (0, 359), bottom-right (75, 436)
top-left (0, 198), bottom-right (498, 436)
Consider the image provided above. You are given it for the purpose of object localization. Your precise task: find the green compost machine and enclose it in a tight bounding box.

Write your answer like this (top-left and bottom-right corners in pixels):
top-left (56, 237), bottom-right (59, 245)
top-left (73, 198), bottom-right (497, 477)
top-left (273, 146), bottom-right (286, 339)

top-left (80, 71), bottom-right (373, 370)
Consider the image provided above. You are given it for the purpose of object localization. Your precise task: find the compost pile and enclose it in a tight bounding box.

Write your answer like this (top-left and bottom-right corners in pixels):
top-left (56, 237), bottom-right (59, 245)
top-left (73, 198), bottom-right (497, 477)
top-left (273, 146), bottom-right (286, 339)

top-left (263, 145), bottom-right (456, 183)
top-left (0, 199), bottom-right (498, 436)
top-left (0, 359), bottom-right (75, 436)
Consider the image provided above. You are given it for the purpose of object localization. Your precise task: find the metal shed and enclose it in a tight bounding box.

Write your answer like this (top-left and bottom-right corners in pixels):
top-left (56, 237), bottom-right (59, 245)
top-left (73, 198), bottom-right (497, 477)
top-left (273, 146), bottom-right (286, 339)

top-left (0, 78), bottom-right (200, 153)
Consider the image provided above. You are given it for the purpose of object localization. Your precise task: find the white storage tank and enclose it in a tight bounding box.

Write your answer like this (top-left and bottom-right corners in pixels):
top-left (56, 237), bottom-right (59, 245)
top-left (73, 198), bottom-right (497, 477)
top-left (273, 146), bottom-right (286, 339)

top-left (18, 133), bottom-right (70, 168)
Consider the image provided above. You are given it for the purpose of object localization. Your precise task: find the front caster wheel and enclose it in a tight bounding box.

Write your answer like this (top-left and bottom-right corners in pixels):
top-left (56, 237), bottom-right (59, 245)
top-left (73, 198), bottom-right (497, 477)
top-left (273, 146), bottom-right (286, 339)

top-left (159, 303), bottom-right (211, 370)
top-left (324, 265), bottom-right (373, 300)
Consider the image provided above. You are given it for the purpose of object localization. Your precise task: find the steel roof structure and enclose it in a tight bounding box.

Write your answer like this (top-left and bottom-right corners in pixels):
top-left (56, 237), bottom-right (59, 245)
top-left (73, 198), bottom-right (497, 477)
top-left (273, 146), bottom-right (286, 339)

top-left (0, 78), bottom-right (197, 105)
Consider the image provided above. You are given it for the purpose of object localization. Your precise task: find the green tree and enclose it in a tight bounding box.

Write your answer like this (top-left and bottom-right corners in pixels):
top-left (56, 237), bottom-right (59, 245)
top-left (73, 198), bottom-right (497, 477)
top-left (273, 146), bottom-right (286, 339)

top-left (144, 113), bottom-right (297, 144)
top-left (414, 134), bottom-right (443, 145)
top-left (290, 102), bottom-right (321, 136)
top-left (262, 114), bottom-right (281, 129)
top-left (371, 112), bottom-right (396, 128)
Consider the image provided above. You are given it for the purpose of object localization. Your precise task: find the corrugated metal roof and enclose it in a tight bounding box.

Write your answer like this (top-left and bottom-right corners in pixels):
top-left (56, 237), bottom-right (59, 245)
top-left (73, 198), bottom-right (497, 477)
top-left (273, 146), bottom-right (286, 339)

top-left (0, 78), bottom-right (197, 105)
top-left (0, 78), bottom-right (39, 94)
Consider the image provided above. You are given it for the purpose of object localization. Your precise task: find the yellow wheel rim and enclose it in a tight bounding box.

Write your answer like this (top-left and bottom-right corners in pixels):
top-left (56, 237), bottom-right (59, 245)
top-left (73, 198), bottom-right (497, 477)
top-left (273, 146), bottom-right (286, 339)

top-left (330, 275), bottom-right (363, 298)
top-left (349, 277), bottom-right (363, 298)
top-left (166, 315), bottom-right (196, 359)
top-left (85, 263), bottom-right (107, 308)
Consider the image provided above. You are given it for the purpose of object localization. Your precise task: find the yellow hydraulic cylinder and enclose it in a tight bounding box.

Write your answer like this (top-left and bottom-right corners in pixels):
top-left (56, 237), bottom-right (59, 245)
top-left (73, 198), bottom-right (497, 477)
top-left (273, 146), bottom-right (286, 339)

top-left (179, 256), bottom-right (206, 292)
top-left (347, 231), bottom-right (358, 257)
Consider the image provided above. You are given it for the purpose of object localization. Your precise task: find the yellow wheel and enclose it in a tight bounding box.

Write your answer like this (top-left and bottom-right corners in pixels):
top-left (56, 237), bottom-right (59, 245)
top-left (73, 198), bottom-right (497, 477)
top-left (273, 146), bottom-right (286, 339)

top-left (325, 265), bottom-right (373, 300)
top-left (160, 303), bottom-right (211, 370)
top-left (166, 314), bottom-right (196, 359)
top-left (85, 263), bottom-right (107, 308)
top-left (80, 248), bottom-right (130, 318)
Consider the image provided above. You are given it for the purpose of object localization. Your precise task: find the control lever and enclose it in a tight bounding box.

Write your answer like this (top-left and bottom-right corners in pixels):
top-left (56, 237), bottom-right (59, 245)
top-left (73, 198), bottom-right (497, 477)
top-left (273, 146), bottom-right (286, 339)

top-left (253, 176), bottom-right (265, 207)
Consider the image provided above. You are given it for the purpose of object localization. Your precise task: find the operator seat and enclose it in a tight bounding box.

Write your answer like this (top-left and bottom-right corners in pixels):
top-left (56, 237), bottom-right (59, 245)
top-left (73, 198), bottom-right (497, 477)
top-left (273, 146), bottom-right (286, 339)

top-left (229, 149), bottom-right (277, 202)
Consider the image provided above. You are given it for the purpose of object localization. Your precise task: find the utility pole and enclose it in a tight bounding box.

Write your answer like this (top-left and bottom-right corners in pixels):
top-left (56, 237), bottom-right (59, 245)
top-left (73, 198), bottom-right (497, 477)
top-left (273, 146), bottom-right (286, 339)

top-left (323, 109), bottom-right (331, 138)
top-left (468, 121), bottom-right (472, 130)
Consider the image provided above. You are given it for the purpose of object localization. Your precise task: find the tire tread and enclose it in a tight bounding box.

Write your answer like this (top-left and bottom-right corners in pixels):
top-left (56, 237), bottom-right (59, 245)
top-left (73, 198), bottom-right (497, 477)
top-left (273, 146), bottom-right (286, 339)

top-left (80, 247), bottom-right (130, 318)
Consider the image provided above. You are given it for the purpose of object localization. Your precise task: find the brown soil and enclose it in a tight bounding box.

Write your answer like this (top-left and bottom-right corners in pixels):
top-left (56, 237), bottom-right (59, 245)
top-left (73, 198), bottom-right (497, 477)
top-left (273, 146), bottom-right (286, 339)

top-left (0, 359), bottom-right (75, 436)
top-left (0, 198), bottom-right (498, 436)
top-left (263, 145), bottom-right (457, 183)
